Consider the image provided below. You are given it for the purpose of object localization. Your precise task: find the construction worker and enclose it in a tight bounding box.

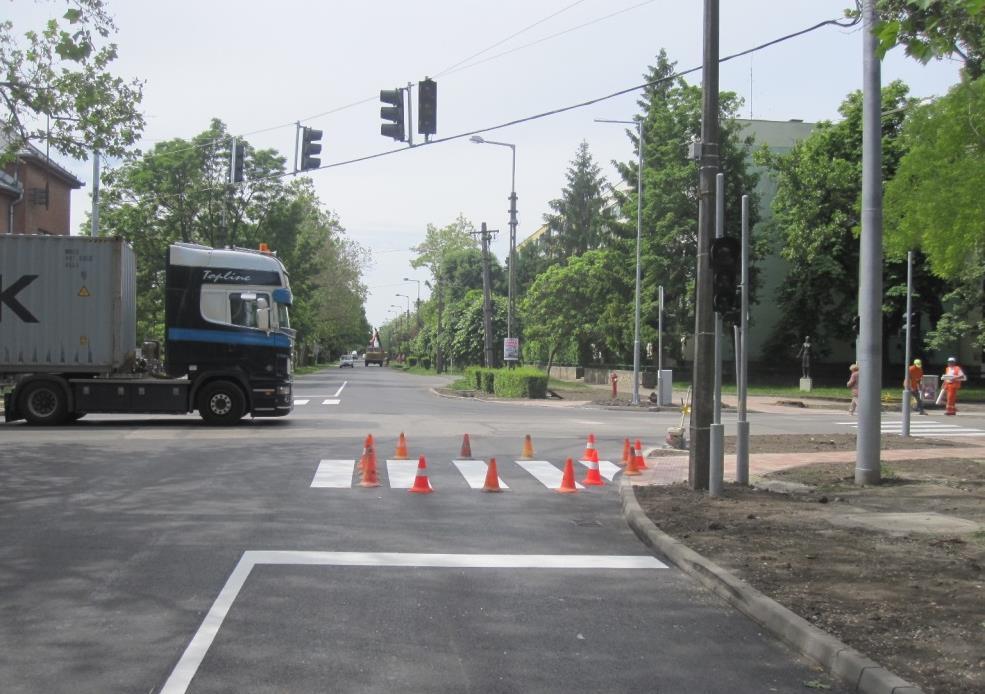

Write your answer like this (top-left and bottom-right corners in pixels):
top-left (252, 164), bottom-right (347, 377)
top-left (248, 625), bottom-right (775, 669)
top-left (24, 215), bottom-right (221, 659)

top-left (942, 357), bottom-right (968, 415)
top-left (847, 363), bottom-right (860, 415)
top-left (907, 358), bottom-right (926, 415)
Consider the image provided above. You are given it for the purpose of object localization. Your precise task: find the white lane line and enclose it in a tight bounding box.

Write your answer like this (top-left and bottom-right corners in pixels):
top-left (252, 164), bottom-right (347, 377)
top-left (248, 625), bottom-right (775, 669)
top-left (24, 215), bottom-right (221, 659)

top-left (386, 460), bottom-right (419, 488)
top-left (162, 551), bottom-right (666, 694)
top-left (911, 431), bottom-right (985, 437)
top-left (453, 460), bottom-right (509, 489)
top-left (311, 460), bottom-right (356, 488)
top-left (293, 399), bottom-right (310, 406)
top-left (578, 460), bottom-right (622, 481)
top-left (321, 399), bottom-right (341, 405)
top-left (516, 460), bottom-right (585, 489)
top-left (333, 381), bottom-right (347, 398)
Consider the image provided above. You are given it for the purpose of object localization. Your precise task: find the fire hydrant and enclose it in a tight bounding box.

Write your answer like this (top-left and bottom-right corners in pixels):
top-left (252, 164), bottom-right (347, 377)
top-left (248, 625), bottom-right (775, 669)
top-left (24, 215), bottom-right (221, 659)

top-left (610, 371), bottom-right (619, 399)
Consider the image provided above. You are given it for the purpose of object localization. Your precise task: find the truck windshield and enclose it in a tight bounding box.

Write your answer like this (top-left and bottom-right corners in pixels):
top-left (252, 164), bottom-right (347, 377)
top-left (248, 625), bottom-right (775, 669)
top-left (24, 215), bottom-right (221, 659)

top-left (276, 303), bottom-right (290, 329)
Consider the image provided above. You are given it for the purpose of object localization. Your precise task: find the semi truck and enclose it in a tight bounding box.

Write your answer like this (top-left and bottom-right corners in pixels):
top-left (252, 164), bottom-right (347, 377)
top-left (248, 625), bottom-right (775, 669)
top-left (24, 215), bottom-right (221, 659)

top-left (1, 235), bottom-right (295, 425)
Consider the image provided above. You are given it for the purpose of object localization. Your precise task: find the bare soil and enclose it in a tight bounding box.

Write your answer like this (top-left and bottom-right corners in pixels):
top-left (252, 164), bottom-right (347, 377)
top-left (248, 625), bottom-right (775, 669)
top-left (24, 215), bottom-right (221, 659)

top-left (635, 446), bottom-right (985, 694)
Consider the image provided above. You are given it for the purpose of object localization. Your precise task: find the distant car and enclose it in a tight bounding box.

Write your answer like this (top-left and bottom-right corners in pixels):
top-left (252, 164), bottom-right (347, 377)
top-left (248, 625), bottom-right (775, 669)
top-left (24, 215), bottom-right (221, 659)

top-left (340, 354), bottom-right (354, 368)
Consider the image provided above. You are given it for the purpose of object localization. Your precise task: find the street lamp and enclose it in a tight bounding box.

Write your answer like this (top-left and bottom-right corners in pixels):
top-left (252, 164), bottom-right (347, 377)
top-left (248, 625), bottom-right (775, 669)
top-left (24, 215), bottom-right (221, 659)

top-left (595, 117), bottom-right (643, 405)
top-left (469, 134), bottom-right (518, 344)
top-left (395, 293), bottom-right (410, 321)
top-left (402, 277), bottom-right (422, 327)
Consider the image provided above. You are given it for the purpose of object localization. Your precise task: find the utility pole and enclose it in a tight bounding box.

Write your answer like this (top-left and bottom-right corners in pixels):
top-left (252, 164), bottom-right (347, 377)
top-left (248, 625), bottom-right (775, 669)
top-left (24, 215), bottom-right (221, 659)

top-left (90, 151), bottom-right (100, 237)
top-left (472, 223), bottom-right (498, 368)
top-left (856, 0), bottom-right (883, 485)
top-left (901, 250), bottom-right (913, 436)
top-left (436, 271), bottom-right (445, 373)
top-left (709, 172), bottom-right (725, 497)
top-left (690, 0), bottom-right (719, 491)
top-left (736, 194), bottom-right (751, 485)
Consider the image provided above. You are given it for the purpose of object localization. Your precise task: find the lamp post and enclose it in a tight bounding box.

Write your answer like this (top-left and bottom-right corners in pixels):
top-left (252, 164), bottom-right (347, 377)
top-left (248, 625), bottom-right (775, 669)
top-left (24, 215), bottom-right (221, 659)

top-left (395, 293), bottom-right (411, 322)
top-left (595, 117), bottom-right (643, 405)
top-left (403, 277), bottom-right (422, 327)
top-left (469, 135), bottom-right (517, 344)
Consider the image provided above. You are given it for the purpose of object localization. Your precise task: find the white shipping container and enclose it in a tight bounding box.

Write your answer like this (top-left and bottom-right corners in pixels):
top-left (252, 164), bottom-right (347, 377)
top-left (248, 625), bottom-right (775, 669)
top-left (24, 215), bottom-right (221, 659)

top-left (0, 235), bottom-right (137, 373)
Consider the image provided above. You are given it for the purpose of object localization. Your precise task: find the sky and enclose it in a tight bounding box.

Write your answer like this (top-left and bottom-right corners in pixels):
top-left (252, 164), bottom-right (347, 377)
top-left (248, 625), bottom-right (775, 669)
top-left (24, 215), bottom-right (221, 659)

top-left (11, 0), bottom-right (963, 330)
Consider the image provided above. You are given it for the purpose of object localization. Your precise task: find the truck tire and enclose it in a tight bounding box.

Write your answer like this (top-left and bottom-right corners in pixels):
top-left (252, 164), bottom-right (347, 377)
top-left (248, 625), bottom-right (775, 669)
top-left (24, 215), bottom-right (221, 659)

top-left (19, 380), bottom-right (69, 425)
top-left (197, 381), bottom-right (246, 425)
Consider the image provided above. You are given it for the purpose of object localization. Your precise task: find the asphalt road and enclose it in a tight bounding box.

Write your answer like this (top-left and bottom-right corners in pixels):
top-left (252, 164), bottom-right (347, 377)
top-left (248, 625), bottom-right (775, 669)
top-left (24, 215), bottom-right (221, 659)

top-left (4, 364), bottom-right (945, 693)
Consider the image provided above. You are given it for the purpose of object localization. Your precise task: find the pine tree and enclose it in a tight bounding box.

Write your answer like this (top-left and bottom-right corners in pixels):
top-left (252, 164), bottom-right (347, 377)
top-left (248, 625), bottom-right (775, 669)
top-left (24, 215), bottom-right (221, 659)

top-left (542, 141), bottom-right (615, 261)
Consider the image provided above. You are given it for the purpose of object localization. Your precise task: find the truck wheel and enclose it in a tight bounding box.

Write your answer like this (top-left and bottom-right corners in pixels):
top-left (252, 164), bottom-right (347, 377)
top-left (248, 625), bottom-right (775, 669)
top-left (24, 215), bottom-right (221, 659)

top-left (197, 381), bottom-right (246, 425)
top-left (19, 381), bottom-right (69, 425)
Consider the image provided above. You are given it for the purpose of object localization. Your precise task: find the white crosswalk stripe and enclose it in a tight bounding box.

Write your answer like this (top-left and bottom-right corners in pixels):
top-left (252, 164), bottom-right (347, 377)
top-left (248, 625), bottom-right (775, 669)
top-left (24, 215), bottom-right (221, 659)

top-left (308, 459), bottom-right (614, 491)
top-left (841, 420), bottom-right (985, 438)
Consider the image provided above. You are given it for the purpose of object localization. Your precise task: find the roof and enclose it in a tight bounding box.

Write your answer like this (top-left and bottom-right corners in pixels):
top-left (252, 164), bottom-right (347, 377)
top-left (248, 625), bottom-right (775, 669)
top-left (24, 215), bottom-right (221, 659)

top-left (16, 142), bottom-right (85, 188)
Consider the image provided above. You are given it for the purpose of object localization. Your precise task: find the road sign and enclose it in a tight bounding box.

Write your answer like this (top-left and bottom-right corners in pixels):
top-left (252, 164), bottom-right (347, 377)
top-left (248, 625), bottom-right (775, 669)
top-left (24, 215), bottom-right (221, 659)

top-left (504, 337), bottom-right (519, 361)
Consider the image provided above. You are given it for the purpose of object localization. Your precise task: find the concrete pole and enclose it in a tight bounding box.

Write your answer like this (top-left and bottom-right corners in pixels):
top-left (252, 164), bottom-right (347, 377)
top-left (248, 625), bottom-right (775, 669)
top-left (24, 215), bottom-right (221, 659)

top-left (736, 194), bottom-right (750, 485)
top-left (90, 151), bottom-right (100, 237)
top-left (632, 121), bottom-right (643, 406)
top-left (689, 0), bottom-right (719, 491)
top-left (658, 285), bottom-right (664, 404)
top-left (709, 172), bottom-right (726, 496)
top-left (902, 250), bottom-right (913, 436)
top-left (856, 0), bottom-right (883, 486)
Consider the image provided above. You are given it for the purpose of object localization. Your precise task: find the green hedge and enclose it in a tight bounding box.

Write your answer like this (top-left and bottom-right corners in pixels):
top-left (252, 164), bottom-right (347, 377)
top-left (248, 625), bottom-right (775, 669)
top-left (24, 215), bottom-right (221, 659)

top-left (481, 370), bottom-right (495, 393)
top-left (492, 367), bottom-right (548, 398)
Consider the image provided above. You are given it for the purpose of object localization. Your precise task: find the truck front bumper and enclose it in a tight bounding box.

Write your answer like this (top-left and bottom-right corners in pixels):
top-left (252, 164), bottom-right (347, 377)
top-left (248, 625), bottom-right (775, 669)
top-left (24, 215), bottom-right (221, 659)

top-left (250, 379), bottom-right (293, 417)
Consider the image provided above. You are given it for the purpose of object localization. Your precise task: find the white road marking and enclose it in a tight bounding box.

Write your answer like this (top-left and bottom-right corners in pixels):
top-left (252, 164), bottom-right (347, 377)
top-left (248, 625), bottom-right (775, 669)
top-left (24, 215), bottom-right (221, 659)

top-left (516, 460), bottom-right (585, 489)
top-left (578, 460), bottom-right (621, 481)
top-left (333, 381), bottom-right (347, 397)
top-left (453, 460), bottom-right (509, 489)
top-left (160, 551), bottom-right (666, 694)
top-left (386, 460), bottom-right (420, 488)
top-left (311, 460), bottom-right (356, 488)
top-left (293, 399), bottom-right (310, 406)
top-left (321, 399), bottom-right (341, 405)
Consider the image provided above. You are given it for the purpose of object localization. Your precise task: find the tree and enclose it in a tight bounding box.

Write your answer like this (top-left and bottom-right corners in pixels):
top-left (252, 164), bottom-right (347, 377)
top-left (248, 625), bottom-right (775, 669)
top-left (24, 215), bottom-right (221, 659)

top-left (758, 81), bottom-right (949, 359)
top-left (1, 0), bottom-right (144, 162)
top-left (870, 0), bottom-right (985, 79)
top-left (614, 50), bottom-right (759, 364)
top-left (542, 141), bottom-right (615, 260)
top-left (884, 76), bottom-right (985, 350)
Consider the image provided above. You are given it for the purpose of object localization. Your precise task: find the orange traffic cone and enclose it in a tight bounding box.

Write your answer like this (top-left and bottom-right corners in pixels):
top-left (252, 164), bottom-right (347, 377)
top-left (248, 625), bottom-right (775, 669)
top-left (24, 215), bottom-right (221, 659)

top-left (582, 434), bottom-right (598, 462)
top-left (359, 446), bottom-right (380, 487)
top-left (555, 457), bottom-right (578, 494)
top-left (482, 458), bottom-right (503, 493)
top-left (634, 439), bottom-right (648, 469)
top-left (408, 455), bottom-right (433, 494)
top-left (621, 438), bottom-right (631, 466)
top-left (624, 446), bottom-right (642, 477)
top-left (520, 434), bottom-right (535, 460)
top-left (394, 432), bottom-right (409, 460)
top-left (460, 433), bottom-right (474, 459)
top-left (581, 456), bottom-right (605, 486)
top-left (358, 435), bottom-right (372, 471)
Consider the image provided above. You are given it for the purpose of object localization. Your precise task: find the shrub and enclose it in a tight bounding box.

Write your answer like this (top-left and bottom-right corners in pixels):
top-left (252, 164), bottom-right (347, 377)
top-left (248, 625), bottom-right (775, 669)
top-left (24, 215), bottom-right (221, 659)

top-left (408, 356), bottom-right (418, 367)
top-left (481, 369), bottom-right (495, 393)
top-left (421, 358), bottom-right (431, 369)
top-left (492, 367), bottom-right (548, 399)
top-left (464, 367), bottom-right (483, 390)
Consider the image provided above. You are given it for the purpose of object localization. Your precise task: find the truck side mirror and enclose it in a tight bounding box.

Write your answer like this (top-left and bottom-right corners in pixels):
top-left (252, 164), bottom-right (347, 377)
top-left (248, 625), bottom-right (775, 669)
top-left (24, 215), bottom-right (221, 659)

top-left (256, 297), bottom-right (271, 332)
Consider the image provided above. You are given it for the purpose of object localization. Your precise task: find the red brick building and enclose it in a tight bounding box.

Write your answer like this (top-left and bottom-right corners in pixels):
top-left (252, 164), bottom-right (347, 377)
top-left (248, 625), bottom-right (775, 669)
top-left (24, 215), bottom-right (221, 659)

top-left (1, 144), bottom-right (84, 236)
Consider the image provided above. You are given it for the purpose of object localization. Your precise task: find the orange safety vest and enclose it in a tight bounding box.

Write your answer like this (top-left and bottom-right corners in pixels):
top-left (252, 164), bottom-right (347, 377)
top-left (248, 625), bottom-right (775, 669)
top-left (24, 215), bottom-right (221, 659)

top-left (945, 364), bottom-right (966, 389)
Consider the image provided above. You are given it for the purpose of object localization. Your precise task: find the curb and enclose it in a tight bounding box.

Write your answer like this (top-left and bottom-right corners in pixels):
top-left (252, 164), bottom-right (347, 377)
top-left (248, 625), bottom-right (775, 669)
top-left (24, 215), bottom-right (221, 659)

top-left (619, 478), bottom-right (923, 694)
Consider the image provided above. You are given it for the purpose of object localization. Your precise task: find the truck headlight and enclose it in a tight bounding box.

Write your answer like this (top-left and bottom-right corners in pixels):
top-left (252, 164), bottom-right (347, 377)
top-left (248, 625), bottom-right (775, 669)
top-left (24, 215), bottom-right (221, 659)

top-left (277, 385), bottom-right (291, 395)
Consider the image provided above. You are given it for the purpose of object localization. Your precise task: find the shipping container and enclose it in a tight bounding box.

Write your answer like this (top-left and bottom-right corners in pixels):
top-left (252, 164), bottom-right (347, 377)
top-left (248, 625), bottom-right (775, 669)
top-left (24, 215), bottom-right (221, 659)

top-left (0, 235), bottom-right (137, 374)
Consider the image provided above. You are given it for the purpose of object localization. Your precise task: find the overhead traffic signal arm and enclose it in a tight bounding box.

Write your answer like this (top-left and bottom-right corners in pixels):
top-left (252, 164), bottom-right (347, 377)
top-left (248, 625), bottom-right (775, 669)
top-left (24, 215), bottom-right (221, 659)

top-left (380, 88), bottom-right (406, 142)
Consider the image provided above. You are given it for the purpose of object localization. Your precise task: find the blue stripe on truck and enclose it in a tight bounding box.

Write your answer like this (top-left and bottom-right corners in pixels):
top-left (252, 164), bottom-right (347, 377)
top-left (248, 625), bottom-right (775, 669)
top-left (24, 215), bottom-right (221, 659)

top-left (167, 327), bottom-right (292, 348)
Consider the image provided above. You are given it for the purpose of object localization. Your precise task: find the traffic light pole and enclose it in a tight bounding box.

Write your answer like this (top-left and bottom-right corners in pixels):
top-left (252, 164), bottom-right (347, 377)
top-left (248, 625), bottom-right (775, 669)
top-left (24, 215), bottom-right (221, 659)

top-left (689, 0), bottom-right (719, 492)
top-left (736, 194), bottom-right (751, 485)
top-left (405, 82), bottom-right (414, 147)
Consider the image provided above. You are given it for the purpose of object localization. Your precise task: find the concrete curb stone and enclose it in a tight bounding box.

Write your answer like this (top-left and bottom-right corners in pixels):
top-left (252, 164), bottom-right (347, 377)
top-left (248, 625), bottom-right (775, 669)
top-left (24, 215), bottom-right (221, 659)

top-left (619, 477), bottom-right (923, 694)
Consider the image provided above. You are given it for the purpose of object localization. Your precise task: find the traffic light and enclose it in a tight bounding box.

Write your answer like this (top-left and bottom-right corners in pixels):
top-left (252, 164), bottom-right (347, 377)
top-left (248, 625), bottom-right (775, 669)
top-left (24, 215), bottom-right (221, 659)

top-left (418, 78), bottom-right (437, 137)
top-left (300, 126), bottom-right (323, 171)
top-left (852, 315), bottom-right (860, 335)
top-left (380, 88), bottom-right (405, 142)
top-left (709, 236), bottom-right (741, 314)
top-left (230, 139), bottom-right (245, 183)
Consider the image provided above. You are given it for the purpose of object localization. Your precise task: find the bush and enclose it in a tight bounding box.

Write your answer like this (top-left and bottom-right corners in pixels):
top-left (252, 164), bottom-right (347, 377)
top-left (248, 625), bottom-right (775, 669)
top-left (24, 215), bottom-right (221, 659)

top-left (408, 356), bottom-right (418, 367)
top-left (464, 367), bottom-right (483, 390)
top-left (481, 369), bottom-right (495, 393)
top-left (421, 358), bottom-right (431, 369)
top-left (492, 367), bottom-right (548, 399)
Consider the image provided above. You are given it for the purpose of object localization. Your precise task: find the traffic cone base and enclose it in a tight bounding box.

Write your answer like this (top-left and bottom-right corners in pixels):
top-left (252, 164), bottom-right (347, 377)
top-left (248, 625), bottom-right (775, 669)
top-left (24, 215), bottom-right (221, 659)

top-left (482, 458), bottom-right (503, 492)
top-left (460, 433), bottom-right (474, 459)
top-left (394, 432), bottom-right (410, 460)
top-left (556, 457), bottom-right (578, 493)
top-left (409, 455), bottom-right (433, 494)
top-left (520, 434), bottom-right (535, 460)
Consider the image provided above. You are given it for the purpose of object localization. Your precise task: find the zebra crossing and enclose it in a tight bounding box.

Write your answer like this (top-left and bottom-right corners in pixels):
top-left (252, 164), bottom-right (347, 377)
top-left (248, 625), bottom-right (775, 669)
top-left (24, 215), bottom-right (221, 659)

top-left (294, 381), bottom-right (346, 407)
top-left (310, 458), bottom-right (623, 490)
top-left (841, 419), bottom-right (985, 438)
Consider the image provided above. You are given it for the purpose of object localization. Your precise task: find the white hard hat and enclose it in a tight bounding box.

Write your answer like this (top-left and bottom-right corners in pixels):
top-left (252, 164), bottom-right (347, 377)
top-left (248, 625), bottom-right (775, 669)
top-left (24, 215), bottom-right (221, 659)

top-left (948, 357), bottom-right (957, 362)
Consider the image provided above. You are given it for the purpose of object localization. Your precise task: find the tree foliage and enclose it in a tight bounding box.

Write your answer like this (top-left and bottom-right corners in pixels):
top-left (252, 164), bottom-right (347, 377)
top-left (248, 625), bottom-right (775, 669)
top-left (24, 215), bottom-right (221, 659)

top-left (885, 76), bottom-right (985, 349)
top-left (542, 141), bottom-right (615, 260)
top-left (0, 0), bottom-right (144, 161)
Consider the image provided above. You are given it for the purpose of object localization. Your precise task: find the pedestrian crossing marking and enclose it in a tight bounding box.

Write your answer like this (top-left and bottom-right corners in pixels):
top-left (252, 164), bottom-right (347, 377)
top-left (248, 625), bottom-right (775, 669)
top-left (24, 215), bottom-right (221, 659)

top-left (578, 460), bottom-right (621, 481)
top-left (311, 460), bottom-right (356, 488)
top-left (453, 460), bottom-right (509, 489)
top-left (293, 399), bottom-right (310, 406)
top-left (321, 399), bottom-right (341, 405)
top-left (841, 420), bottom-right (985, 438)
top-left (386, 460), bottom-right (419, 488)
top-left (516, 460), bottom-right (585, 489)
